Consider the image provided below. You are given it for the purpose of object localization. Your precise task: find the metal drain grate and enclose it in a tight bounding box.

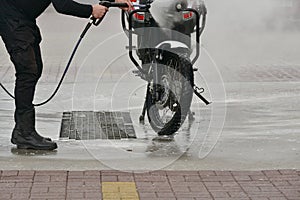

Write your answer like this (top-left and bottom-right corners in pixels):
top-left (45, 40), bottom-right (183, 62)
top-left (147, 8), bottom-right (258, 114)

top-left (59, 111), bottom-right (136, 140)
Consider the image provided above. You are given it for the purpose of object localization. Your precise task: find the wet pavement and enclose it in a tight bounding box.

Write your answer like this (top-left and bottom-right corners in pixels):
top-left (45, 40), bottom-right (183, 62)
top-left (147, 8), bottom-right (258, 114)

top-left (0, 4), bottom-right (299, 199)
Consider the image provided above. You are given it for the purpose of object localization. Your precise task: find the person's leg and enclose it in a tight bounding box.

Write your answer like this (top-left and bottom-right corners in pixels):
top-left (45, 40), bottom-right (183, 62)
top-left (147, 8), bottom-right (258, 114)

top-left (16, 41), bottom-right (52, 142)
top-left (12, 44), bottom-right (56, 149)
top-left (11, 35), bottom-right (51, 144)
top-left (1, 19), bottom-right (57, 150)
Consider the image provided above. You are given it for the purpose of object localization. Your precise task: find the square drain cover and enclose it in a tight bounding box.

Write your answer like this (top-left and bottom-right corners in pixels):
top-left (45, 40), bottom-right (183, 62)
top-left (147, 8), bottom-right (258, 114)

top-left (59, 111), bottom-right (136, 140)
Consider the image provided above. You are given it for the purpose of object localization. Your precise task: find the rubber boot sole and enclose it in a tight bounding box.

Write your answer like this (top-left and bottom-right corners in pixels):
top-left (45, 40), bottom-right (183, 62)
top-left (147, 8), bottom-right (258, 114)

top-left (17, 143), bottom-right (58, 151)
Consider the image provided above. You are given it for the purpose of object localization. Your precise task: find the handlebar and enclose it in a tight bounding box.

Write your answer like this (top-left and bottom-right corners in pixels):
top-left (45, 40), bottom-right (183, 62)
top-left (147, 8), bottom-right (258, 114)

top-left (91, 1), bottom-right (129, 26)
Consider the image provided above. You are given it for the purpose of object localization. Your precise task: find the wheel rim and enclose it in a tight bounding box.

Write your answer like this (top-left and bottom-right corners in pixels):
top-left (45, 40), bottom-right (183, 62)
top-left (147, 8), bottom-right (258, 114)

top-left (149, 58), bottom-right (184, 126)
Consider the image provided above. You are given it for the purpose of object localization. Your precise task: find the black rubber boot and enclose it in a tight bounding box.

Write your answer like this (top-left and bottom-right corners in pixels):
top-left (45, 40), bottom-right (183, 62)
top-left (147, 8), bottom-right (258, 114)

top-left (12, 109), bottom-right (57, 150)
top-left (11, 110), bottom-right (52, 144)
top-left (11, 111), bottom-right (22, 145)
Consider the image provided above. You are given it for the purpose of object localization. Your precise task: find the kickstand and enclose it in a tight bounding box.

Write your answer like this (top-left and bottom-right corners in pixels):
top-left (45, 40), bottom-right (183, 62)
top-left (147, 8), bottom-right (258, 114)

top-left (194, 85), bottom-right (211, 105)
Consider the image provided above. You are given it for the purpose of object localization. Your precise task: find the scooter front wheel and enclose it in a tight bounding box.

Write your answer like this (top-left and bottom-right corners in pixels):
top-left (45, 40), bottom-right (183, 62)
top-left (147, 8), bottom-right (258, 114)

top-left (146, 53), bottom-right (194, 135)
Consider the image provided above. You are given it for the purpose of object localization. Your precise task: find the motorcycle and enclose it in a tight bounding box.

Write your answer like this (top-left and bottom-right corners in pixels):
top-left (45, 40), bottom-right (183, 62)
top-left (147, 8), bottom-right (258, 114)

top-left (0, 0), bottom-right (210, 137)
top-left (121, 0), bottom-right (210, 135)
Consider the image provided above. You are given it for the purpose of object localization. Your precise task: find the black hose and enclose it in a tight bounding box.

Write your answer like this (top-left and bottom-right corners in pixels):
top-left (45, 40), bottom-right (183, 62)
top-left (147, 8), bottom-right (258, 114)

top-left (0, 82), bottom-right (14, 99)
top-left (34, 37), bottom-right (83, 106)
top-left (0, 2), bottom-right (129, 106)
top-left (0, 21), bottom-right (93, 107)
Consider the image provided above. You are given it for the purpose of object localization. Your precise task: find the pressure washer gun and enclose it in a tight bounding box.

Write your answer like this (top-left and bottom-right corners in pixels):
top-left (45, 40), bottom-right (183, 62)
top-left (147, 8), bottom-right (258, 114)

top-left (81, 1), bottom-right (129, 38)
top-left (92, 1), bottom-right (129, 26)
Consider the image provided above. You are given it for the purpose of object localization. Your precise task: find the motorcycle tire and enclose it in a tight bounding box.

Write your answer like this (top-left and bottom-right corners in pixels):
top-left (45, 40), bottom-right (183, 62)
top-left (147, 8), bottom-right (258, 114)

top-left (146, 52), bottom-right (194, 135)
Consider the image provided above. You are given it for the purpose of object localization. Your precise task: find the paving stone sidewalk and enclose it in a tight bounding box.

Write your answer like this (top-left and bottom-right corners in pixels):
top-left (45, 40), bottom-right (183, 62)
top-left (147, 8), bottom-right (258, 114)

top-left (0, 170), bottom-right (299, 200)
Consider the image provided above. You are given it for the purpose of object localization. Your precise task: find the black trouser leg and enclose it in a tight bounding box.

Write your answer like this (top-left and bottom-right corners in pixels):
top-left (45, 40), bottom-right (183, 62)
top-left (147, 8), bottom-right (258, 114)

top-left (1, 18), bottom-right (42, 116)
top-left (13, 43), bottom-right (42, 115)
top-left (1, 18), bottom-right (56, 150)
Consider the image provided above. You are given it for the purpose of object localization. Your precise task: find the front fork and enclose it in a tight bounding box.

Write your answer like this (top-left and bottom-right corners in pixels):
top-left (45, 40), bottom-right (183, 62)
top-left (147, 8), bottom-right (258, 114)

top-left (139, 50), bottom-right (161, 124)
top-left (151, 50), bottom-right (162, 102)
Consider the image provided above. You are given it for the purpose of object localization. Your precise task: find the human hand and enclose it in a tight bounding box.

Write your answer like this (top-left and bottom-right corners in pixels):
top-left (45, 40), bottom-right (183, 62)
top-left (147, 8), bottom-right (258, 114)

top-left (115, 0), bottom-right (133, 11)
top-left (92, 4), bottom-right (108, 19)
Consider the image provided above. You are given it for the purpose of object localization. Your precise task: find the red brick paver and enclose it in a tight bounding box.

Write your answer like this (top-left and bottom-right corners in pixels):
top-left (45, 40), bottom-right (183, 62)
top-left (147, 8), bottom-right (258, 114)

top-left (0, 170), bottom-right (299, 200)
